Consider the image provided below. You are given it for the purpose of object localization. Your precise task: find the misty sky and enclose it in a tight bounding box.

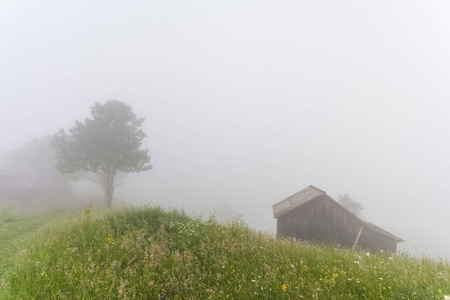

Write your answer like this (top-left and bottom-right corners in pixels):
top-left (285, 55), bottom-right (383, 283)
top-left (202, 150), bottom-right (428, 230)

top-left (1, 1), bottom-right (450, 258)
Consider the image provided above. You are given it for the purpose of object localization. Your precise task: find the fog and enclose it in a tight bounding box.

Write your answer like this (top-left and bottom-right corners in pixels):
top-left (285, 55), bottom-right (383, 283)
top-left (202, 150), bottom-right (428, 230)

top-left (1, 1), bottom-right (449, 259)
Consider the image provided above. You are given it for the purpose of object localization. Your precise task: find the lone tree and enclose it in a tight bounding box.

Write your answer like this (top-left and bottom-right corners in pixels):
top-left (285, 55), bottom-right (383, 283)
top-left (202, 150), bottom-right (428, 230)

top-left (337, 193), bottom-right (363, 218)
top-left (52, 100), bottom-right (152, 207)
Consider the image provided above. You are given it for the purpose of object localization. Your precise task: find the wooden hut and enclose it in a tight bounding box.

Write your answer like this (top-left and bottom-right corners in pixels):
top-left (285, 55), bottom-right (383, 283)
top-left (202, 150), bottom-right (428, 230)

top-left (273, 185), bottom-right (404, 252)
top-left (0, 169), bottom-right (45, 203)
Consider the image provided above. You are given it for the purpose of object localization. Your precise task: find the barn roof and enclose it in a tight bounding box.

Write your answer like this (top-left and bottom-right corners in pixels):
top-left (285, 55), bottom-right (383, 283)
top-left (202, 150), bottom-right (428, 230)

top-left (0, 180), bottom-right (32, 189)
top-left (273, 185), bottom-right (328, 219)
top-left (273, 185), bottom-right (404, 243)
top-left (363, 221), bottom-right (404, 242)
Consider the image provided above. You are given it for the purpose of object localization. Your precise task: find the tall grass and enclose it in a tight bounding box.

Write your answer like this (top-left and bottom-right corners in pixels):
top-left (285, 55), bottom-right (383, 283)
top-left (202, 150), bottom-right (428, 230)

top-left (1, 207), bottom-right (449, 299)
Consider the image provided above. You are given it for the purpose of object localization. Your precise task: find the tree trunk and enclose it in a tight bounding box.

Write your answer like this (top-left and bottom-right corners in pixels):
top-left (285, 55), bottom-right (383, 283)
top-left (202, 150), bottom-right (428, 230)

top-left (105, 187), bottom-right (113, 208)
top-left (104, 168), bottom-right (115, 208)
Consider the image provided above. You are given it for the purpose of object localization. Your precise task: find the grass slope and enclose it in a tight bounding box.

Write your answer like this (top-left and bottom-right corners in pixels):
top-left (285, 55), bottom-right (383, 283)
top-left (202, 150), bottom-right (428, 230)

top-left (0, 209), bottom-right (60, 271)
top-left (0, 207), bottom-right (449, 299)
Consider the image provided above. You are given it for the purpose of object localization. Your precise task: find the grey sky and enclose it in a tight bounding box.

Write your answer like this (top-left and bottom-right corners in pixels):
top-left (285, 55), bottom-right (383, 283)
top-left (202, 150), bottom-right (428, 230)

top-left (1, 0), bottom-right (450, 258)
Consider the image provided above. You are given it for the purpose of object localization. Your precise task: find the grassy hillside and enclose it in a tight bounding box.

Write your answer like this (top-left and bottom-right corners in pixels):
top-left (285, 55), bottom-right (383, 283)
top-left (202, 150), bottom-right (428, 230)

top-left (0, 207), bottom-right (449, 299)
top-left (0, 209), bottom-right (60, 271)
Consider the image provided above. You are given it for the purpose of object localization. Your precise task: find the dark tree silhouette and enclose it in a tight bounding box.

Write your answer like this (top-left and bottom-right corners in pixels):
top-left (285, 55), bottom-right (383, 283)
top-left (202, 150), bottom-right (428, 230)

top-left (52, 100), bottom-right (152, 207)
top-left (337, 193), bottom-right (363, 218)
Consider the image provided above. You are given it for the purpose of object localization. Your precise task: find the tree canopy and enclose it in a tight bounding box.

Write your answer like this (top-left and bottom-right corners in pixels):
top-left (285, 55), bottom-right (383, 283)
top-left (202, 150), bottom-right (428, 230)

top-left (337, 193), bottom-right (363, 218)
top-left (52, 100), bottom-right (152, 207)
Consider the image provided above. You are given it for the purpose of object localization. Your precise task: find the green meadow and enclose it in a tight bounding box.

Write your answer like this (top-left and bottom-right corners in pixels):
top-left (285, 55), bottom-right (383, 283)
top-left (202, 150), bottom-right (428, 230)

top-left (0, 207), bottom-right (448, 299)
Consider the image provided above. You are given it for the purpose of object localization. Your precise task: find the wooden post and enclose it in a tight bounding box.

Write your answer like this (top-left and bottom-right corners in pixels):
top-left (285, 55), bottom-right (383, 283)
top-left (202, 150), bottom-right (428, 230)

top-left (352, 225), bottom-right (364, 250)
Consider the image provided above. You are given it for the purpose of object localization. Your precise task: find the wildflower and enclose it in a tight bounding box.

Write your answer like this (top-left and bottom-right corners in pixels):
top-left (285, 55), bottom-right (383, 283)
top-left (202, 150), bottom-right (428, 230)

top-left (281, 284), bottom-right (287, 291)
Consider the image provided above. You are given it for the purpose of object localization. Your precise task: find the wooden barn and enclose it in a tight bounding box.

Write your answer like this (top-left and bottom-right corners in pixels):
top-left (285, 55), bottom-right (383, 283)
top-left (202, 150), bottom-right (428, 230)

top-left (0, 169), bottom-right (45, 203)
top-left (273, 185), bottom-right (404, 252)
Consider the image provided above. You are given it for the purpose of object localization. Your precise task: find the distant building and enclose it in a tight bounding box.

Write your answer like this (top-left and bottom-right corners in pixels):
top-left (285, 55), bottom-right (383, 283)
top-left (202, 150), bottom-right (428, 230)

top-left (273, 185), bottom-right (404, 252)
top-left (0, 169), bottom-right (45, 203)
